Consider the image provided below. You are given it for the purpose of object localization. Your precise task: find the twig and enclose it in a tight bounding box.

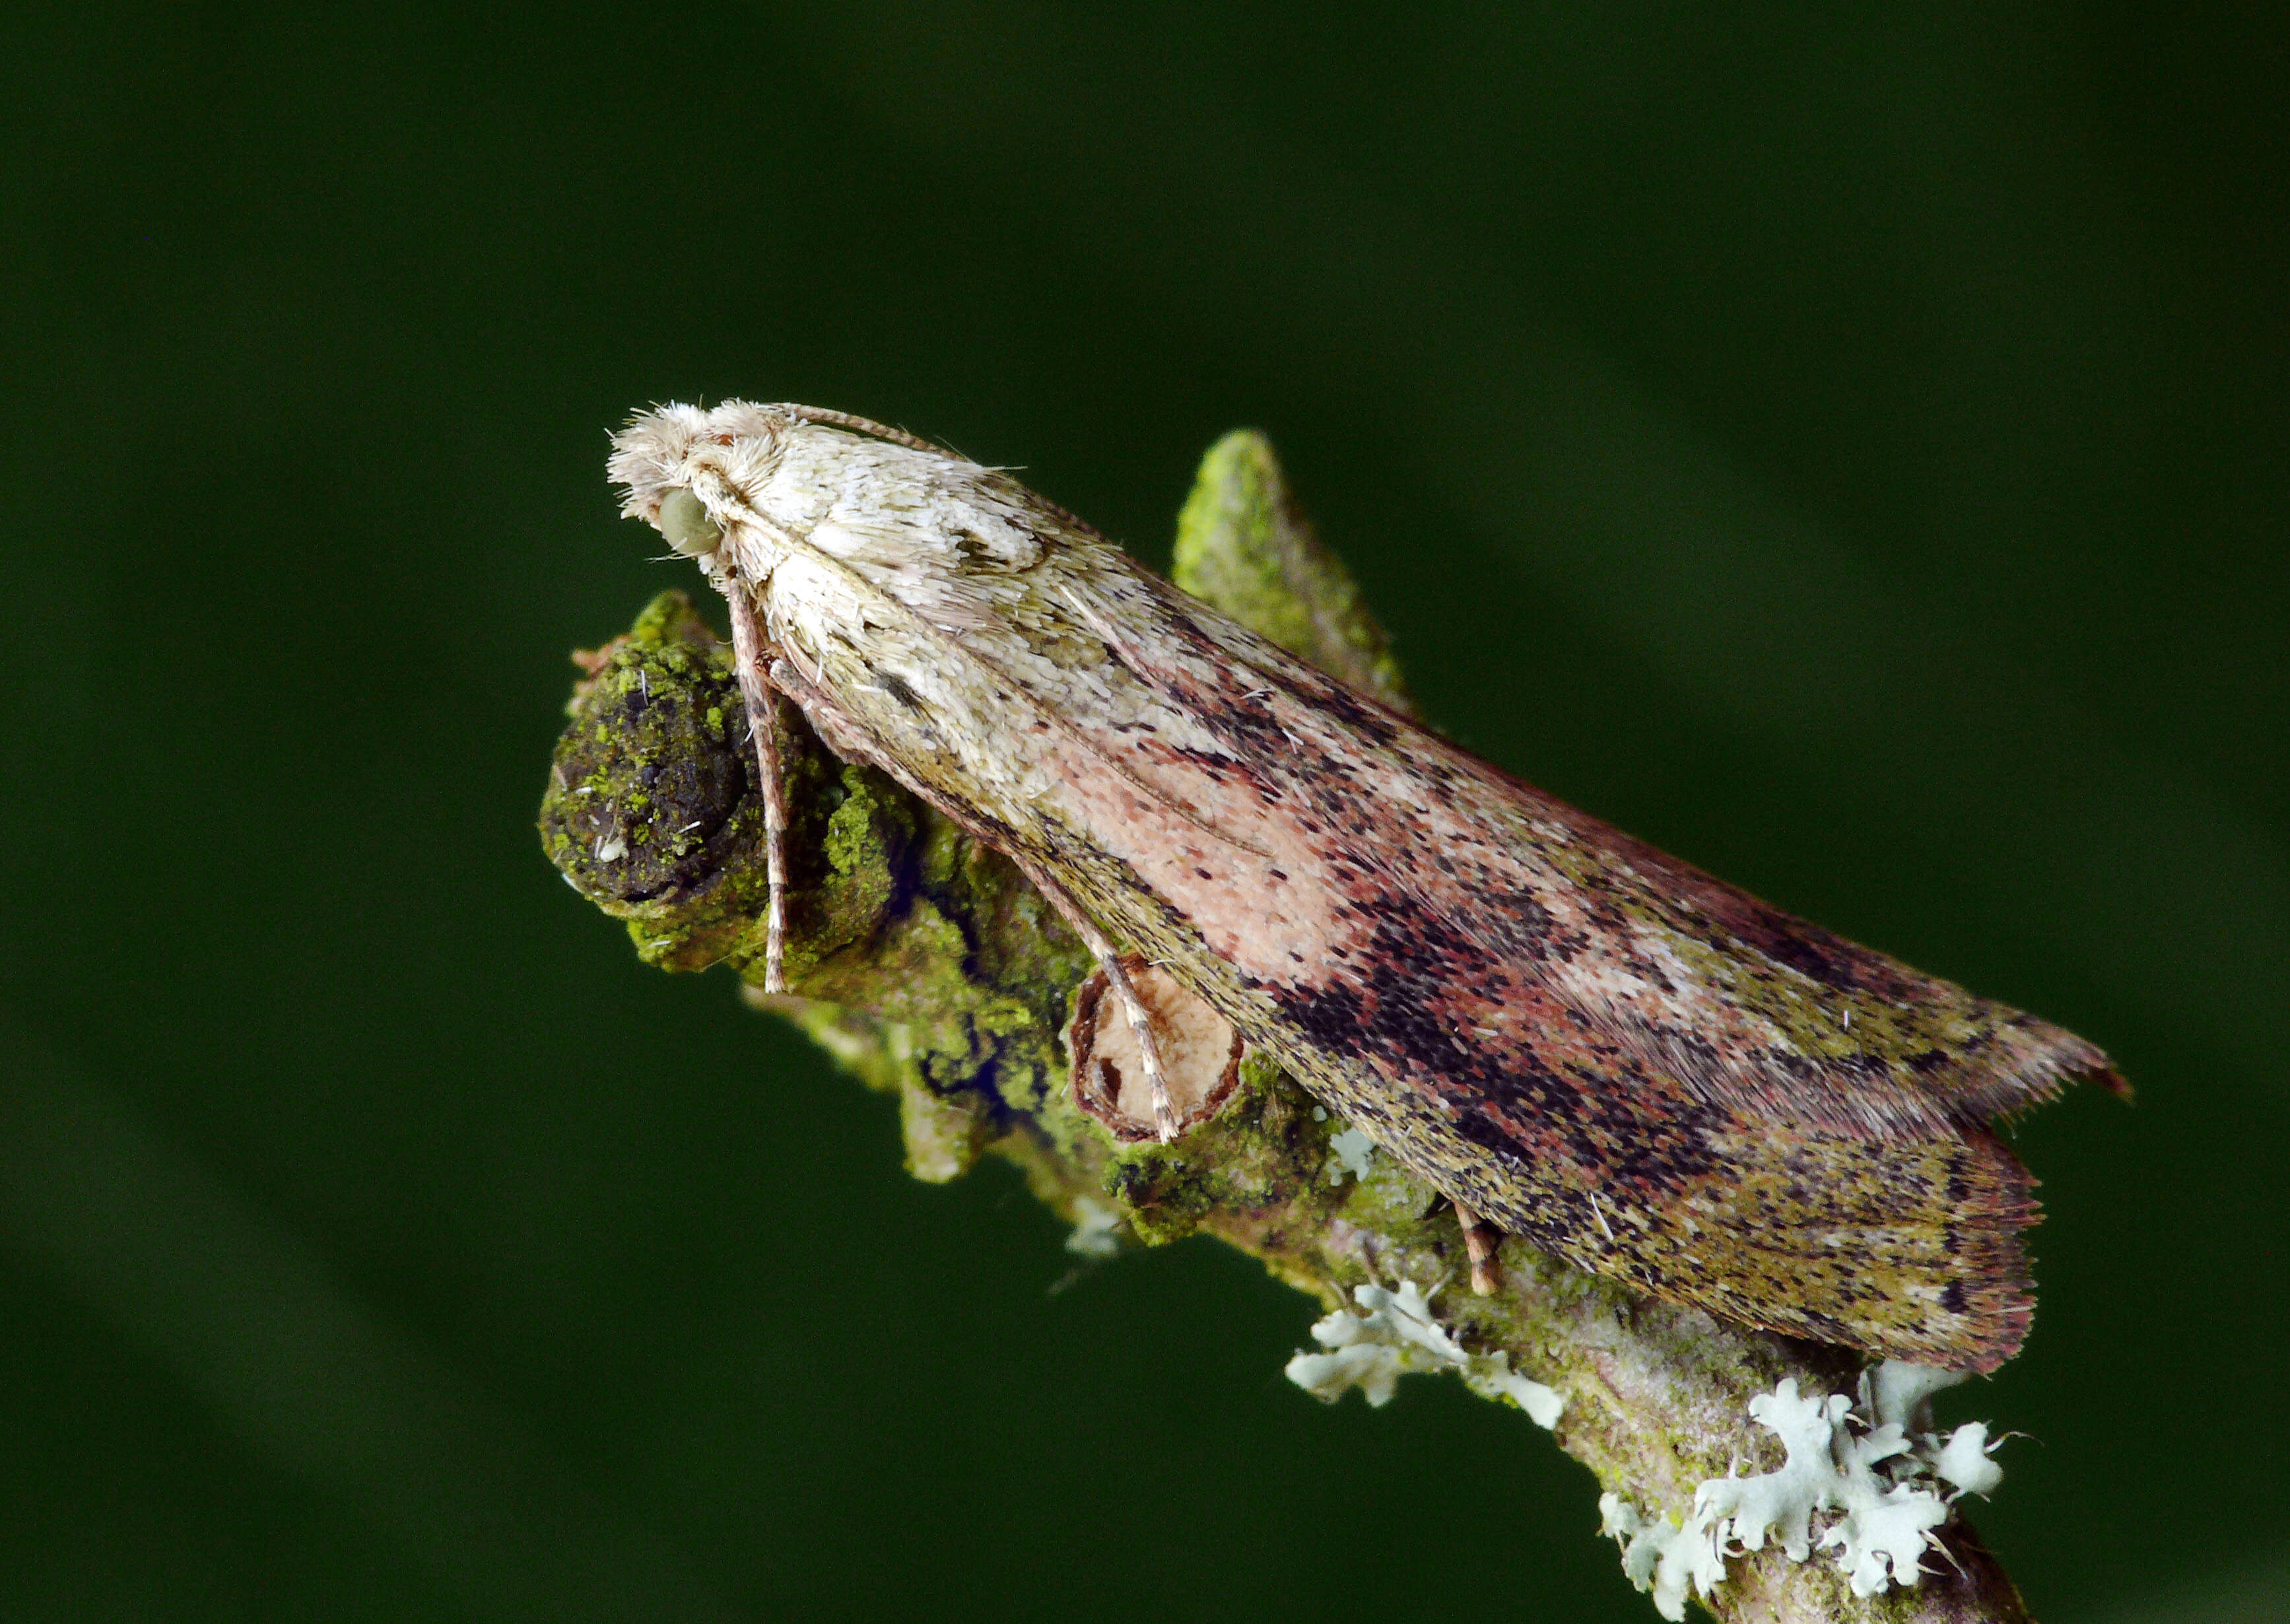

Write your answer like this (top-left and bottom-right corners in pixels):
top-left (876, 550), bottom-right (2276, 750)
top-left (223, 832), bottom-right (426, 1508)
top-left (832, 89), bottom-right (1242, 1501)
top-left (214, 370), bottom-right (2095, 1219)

top-left (540, 430), bottom-right (2034, 1624)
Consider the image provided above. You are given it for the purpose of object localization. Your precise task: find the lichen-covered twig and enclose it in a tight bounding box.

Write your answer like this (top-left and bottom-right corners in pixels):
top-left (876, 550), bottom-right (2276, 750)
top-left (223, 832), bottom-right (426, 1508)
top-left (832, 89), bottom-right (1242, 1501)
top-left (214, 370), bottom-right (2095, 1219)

top-left (541, 430), bottom-right (2034, 1624)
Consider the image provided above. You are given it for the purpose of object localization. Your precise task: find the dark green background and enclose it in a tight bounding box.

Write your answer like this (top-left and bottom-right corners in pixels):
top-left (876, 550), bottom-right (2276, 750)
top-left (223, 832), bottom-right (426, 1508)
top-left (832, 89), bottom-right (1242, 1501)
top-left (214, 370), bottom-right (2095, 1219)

top-left (4, 5), bottom-right (2283, 1620)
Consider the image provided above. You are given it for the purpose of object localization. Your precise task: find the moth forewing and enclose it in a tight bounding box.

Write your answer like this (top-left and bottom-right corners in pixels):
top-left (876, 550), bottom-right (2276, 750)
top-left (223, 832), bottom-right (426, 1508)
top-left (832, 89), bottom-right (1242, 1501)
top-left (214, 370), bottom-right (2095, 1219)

top-left (609, 400), bottom-right (2116, 1373)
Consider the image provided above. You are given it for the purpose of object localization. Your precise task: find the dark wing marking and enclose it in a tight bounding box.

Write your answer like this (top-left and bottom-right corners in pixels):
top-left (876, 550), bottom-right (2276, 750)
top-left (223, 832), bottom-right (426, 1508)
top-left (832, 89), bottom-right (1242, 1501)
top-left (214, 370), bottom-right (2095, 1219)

top-left (1088, 568), bottom-right (2112, 1369)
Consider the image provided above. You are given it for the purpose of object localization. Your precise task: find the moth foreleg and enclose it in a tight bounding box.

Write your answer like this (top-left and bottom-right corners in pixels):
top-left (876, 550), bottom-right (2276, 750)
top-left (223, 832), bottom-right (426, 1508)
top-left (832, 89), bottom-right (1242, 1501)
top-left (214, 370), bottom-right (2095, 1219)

top-left (720, 567), bottom-right (790, 995)
top-left (1452, 1198), bottom-right (1504, 1296)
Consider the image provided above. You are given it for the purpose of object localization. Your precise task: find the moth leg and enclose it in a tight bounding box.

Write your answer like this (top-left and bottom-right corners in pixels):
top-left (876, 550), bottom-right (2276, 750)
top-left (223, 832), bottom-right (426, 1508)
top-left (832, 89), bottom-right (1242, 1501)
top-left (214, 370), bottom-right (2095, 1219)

top-left (720, 567), bottom-right (790, 995)
top-left (1007, 858), bottom-right (1178, 1144)
top-left (1452, 1198), bottom-right (1504, 1295)
top-left (1093, 954), bottom-right (1177, 1144)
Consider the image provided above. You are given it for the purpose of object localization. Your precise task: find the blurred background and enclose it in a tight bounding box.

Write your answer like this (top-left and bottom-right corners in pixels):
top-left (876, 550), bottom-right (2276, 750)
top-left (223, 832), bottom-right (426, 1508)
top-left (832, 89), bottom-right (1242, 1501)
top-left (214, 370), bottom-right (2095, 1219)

top-left (3, 5), bottom-right (2283, 1619)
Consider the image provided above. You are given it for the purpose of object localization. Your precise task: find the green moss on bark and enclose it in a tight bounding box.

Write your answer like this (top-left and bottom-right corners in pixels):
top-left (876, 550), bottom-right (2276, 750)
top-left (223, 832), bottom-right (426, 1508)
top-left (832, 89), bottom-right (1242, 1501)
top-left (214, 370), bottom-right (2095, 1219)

top-left (1173, 428), bottom-right (1410, 714)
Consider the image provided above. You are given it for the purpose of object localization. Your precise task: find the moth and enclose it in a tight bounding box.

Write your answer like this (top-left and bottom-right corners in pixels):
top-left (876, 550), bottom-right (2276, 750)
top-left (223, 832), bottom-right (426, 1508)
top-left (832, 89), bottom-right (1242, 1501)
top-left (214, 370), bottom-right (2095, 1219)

top-left (608, 400), bottom-right (2119, 1372)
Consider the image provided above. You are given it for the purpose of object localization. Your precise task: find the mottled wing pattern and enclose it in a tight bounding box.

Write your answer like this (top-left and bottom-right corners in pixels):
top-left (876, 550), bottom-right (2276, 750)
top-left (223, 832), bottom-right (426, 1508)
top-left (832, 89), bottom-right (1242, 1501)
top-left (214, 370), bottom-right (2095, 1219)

top-left (611, 406), bottom-right (2116, 1372)
top-left (1036, 566), bottom-right (2113, 1372)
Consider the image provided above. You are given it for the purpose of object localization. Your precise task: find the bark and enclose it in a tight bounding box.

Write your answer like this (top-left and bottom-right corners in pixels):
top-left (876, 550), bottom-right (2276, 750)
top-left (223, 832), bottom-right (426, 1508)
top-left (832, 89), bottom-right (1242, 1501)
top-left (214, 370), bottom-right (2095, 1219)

top-left (539, 430), bottom-right (2033, 1624)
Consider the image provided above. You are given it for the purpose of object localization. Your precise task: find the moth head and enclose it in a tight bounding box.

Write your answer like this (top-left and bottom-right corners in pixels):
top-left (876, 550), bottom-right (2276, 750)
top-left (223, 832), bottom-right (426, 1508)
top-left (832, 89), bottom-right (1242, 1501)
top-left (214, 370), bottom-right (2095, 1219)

top-left (607, 400), bottom-right (797, 569)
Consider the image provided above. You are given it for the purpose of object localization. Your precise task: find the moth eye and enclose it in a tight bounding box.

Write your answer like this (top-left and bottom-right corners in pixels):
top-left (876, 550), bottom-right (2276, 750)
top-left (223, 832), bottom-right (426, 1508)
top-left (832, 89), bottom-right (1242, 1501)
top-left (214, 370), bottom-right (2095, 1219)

top-left (657, 487), bottom-right (722, 558)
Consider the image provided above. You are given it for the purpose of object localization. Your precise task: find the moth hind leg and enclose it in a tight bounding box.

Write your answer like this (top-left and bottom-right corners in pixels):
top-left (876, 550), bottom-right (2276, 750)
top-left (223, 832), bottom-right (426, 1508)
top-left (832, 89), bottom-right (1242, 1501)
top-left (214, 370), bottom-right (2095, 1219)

top-left (1087, 951), bottom-right (1179, 1143)
top-left (1006, 856), bottom-right (1178, 1143)
top-left (1452, 1198), bottom-right (1504, 1295)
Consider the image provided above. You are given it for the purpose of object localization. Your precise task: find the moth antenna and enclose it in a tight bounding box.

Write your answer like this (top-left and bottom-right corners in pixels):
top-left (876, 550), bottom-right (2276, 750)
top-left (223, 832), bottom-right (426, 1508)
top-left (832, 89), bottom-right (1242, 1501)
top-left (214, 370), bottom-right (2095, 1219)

top-left (722, 564), bottom-right (790, 994)
top-left (780, 405), bottom-right (953, 459)
top-left (1452, 1198), bottom-right (1504, 1295)
top-left (1007, 856), bottom-right (1178, 1143)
